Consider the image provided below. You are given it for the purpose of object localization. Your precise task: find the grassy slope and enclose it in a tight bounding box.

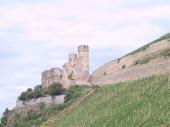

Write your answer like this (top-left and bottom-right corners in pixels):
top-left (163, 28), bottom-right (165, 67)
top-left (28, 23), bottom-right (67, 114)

top-left (10, 86), bottom-right (92, 127)
top-left (46, 74), bottom-right (170, 127)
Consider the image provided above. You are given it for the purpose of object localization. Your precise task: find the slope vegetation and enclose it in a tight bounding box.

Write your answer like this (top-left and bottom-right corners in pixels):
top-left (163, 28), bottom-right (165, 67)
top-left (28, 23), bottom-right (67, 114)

top-left (44, 74), bottom-right (170, 127)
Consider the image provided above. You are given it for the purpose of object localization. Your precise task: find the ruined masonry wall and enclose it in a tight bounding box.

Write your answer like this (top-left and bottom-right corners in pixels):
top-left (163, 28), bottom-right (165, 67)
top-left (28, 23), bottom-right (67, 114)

top-left (16, 95), bottom-right (65, 108)
top-left (90, 40), bottom-right (170, 85)
top-left (42, 45), bottom-right (90, 88)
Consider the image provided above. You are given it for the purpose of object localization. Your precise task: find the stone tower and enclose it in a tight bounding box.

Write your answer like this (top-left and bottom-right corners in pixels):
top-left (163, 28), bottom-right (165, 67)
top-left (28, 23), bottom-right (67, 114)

top-left (75, 45), bottom-right (89, 85)
top-left (41, 45), bottom-right (90, 88)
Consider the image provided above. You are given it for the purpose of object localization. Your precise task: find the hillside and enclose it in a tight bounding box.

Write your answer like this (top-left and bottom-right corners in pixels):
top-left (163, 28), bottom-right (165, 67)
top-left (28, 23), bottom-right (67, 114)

top-left (42, 74), bottom-right (170, 127)
top-left (1, 33), bottom-right (170, 127)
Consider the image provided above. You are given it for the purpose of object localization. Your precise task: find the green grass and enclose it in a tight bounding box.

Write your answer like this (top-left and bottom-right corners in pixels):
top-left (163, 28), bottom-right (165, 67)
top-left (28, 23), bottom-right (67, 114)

top-left (7, 86), bottom-right (91, 127)
top-left (47, 74), bottom-right (170, 127)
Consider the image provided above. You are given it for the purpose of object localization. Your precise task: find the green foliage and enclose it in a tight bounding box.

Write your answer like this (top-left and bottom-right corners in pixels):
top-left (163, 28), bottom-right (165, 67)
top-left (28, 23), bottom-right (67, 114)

top-left (26, 88), bottom-right (34, 100)
top-left (9, 85), bottom-right (90, 127)
top-left (13, 112), bottom-right (43, 127)
top-left (0, 108), bottom-right (9, 127)
top-left (18, 91), bottom-right (27, 101)
top-left (0, 116), bottom-right (7, 127)
top-left (48, 75), bottom-right (170, 127)
top-left (26, 112), bottom-right (40, 121)
top-left (134, 57), bottom-right (150, 65)
top-left (45, 82), bottom-right (65, 96)
top-left (64, 85), bottom-right (90, 102)
top-left (34, 85), bottom-right (45, 98)
top-left (18, 83), bottom-right (65, 101)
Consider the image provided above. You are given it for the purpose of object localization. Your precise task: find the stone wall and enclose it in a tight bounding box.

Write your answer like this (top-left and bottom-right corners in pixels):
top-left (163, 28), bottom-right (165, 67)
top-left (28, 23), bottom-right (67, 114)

top-left (90, 40), bottom-right (170, 85)
top-left (16, 95), bottom-right (65, 108)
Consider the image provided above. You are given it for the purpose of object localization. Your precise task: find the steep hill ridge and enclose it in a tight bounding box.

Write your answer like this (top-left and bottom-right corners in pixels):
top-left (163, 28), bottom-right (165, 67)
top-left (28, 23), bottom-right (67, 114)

top-left (42, 74), bottom-right (170, 127)
top-left (90, 34), bottom-right (170, 85)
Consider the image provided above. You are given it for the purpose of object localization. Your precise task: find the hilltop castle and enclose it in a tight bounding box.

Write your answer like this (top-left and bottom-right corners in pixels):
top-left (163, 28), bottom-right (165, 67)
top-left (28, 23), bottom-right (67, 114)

top-left (42, 45), bottom-right (90, 88)
top-left (42, 39), bottom-right (170, 89)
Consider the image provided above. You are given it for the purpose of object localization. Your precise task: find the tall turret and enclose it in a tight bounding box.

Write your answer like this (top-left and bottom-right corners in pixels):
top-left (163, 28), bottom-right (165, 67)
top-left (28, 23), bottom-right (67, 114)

top-left (76, 45), bottom-right (89, 84)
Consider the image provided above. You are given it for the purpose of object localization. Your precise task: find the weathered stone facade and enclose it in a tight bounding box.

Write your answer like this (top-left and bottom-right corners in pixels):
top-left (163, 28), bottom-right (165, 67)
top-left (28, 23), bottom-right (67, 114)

top-left (42, 45), bottom-right (90, 88)
top-left (16, 95), bottom-right (65, 108)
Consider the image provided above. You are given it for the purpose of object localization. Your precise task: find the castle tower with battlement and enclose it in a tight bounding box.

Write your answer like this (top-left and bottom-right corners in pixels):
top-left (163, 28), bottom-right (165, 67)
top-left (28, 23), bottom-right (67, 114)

top-left (42, 45), bottom-right (90, 88)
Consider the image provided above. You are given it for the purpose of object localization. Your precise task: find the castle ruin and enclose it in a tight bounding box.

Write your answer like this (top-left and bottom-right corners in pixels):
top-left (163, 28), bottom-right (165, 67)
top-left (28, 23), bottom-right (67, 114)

top-left (42, 45), bottom-right (90, 88)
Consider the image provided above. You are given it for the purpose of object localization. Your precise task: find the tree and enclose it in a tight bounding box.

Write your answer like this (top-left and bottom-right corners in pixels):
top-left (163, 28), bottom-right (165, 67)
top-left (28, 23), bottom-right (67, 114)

top-left (18, 91), bottom-right (27, 101)
top-left (0, 108), bottom-right (8, 126)
top-left (34, 85), bottom-right (44, 98)
top-left (26, 88), bottom-right (34, 100)
top-left (46, 82), bottom-right (65, 96)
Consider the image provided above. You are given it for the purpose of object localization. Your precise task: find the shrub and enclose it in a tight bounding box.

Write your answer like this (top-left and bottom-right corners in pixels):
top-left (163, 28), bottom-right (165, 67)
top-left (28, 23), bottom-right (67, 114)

top-left (64, 85), bottom-right (89, 102)
top-left (134, 58), bottom-right (150, 65)
top-left (122, 65), bottom-right (126, 69)
top-left (46, 82), bottom-right (65, 96)
top-left (18, 83), bottom-right (65, 101)
top-left (0, 108), bottom-right (9, 127)
top-left (26, 88), bottom-right (34, 100)
top-left (34, 85), bottom-right (45, 98)
top-left (18, 92), bottom-right (27, 101)
top-left (26, 112), bottom-right (40, 121)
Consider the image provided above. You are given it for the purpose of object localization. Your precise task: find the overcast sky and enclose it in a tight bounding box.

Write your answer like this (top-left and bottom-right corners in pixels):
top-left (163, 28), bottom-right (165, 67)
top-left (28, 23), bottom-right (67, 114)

top-left (0, 0), bottom-right (170, 116)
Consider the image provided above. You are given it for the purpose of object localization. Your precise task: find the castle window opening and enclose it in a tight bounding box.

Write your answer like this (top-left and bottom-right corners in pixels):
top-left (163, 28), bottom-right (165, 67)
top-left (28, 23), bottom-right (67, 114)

top-left (60, 75), bottom-right (62, 79)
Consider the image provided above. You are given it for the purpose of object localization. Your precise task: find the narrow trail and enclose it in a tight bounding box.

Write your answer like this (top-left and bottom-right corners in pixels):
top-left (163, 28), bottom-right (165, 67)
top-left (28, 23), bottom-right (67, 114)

top-left (41, 88), bottom-right (96, 127)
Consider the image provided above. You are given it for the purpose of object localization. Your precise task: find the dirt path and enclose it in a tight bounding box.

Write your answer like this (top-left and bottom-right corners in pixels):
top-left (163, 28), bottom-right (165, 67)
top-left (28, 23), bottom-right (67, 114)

top-left (41, 88), bottom-right (95, 127)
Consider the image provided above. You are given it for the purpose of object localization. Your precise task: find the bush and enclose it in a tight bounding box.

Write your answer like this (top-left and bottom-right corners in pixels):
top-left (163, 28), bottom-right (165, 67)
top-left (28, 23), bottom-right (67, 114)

top-left (65, 85), bottom-right (89, 102)
top-left (34, 85), bottom-right (45, 98)
top-left (26, 112), bottom-right (40, 121)
top-left (18, 83), bottom-right (65, 101)
top-left (26, 88), bottom-right (34, 100)
top-left (0, 108), bottom-right (9, 127)
top-left (45, 82), bottom-right (65, 96)
top-left (122, 65), bottom-right (126, 69)
top-left (18, 91), bottom-right (27, 101)
top-left (134, 58), bottom-right (150, 65)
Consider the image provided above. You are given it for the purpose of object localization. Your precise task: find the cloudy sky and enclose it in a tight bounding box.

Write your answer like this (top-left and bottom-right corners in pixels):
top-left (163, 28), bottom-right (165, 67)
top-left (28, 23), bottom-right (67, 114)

top-left (0, 0), bottom-right (170, 116)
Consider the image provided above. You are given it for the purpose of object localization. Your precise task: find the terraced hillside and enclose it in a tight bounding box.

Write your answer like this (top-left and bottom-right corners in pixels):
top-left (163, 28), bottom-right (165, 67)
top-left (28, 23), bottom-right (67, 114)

top-left (44, 74), bottom-right (170, 127)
